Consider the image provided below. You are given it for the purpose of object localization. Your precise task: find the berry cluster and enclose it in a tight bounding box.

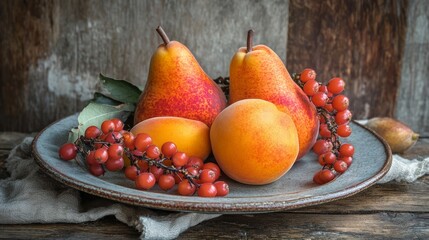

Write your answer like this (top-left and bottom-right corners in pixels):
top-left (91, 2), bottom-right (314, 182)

top-left (294, 68), bottom-right (355, 184)
top-left (58, 118), bottom-right (229, 197)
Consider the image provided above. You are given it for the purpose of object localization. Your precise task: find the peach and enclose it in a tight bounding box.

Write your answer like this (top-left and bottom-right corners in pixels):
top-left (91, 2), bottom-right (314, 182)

top-left (130, 116), bottom-right (211, 160)
top-left (210, 99), bottom-right (299, 185)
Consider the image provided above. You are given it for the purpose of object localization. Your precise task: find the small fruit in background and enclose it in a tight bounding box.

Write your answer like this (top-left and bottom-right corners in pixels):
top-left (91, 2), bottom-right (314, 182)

top-left (130, 116), bottom-right (211, 161)
top-left (210, 99), bottom-right (299, 185)
top-left (365, 117), bottom-right (419, 153)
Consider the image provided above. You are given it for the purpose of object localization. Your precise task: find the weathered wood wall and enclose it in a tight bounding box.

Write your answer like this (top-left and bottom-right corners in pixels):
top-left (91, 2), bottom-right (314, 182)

top-left (0, 0), bottom-right (428, 135)
top-left (287, 0), bottom-right (407, 119)
top-left (395, 0), bottom-right (429, 135)
top-left (0, 0), bottom-right (289, 132)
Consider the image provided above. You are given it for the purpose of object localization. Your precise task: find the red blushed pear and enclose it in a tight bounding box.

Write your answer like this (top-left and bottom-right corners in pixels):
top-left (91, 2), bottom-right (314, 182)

top-left (229, 30), bottom-right (319, 160)
top-left (134, 26), bottom-right (227, 127)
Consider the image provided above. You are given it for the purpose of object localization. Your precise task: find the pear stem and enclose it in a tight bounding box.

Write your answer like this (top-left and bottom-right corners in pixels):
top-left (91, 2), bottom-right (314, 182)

top-left (156, 26), bottom-right (170, 45)
top-left (247, 29), bottom-right (254, 53)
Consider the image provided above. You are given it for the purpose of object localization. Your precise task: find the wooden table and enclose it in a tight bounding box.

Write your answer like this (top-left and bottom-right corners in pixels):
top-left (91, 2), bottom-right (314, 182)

top-left (0, 132), bottom-right (428, 239)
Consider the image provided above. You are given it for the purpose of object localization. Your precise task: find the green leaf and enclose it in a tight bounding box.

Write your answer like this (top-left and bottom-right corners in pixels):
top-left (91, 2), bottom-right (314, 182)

top-left (92, 92), bottom-right (123, 106)
top-left (67, 102), bottom-right (133, 142)
top-left (99, 73), bottom-right (142, 104)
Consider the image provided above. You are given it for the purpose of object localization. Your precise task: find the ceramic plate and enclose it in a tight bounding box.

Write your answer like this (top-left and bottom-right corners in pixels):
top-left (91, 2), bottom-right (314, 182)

top-left (32, 114), bottom-right (391, 214)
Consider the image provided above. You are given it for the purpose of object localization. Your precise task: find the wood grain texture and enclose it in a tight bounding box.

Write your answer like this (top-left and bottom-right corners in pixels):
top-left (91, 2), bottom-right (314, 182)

top-left (0, 0), bottom-right (289, 132)
top-left (179, 213), bottom-right (429, 239)
top-left (0, 0), bottom-right (58, 133)
top-left (287, 0), bottom-right (407, 120)
top-left (395, 0), bottom-right (429, 136)
top-left (0, 216), bottom-right (140, 240)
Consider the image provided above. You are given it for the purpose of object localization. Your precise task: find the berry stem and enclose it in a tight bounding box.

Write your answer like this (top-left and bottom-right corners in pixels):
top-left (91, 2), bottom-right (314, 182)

top-left (247, 29), bottom-right (254, 53)
top-left (128, 151), bottom-right (201, 187)
top-left (156, 26), bottom-right (170, 45)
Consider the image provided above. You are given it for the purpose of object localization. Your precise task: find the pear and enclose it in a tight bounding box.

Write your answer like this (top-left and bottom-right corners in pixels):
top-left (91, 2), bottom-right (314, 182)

top-left (134, 26), bottom-right (227, 127)
top-left (229, 30), bottom-right (319, 160)
top-left (365, 117), bottom-right (419, 153)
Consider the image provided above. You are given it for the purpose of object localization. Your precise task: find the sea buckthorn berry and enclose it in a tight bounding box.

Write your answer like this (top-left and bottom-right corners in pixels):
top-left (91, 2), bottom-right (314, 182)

top-left (337, 124), bottom-right (352, 137)
top-left (186, 156), bottom-right (204, 170)
top-left (86, 150), bottom-right (98, 165)
top-left (332, 95), bottom-right (349, 112)
top-left (111, 118), bottom-right (124, 132)
top-left (177, 179), bottom-right (196, 196)
top-left (338, 156), bottom-right (353, 166)
top-left (124, 165), bottom-right (139, 181)
top-left (94, 148), bottom-right (109, 164)
top-left (339, 143), bottom-right (355, 157)
top-left (199, 169), bottom-right (217, 183)
top-left (105, 157), bottom-right (124, 171)
top-left (300, 68), bottom-right (317, 83)
top-left (89, 164), bottom-right (105, 176)
top-left (134, 133), bottom-right (153, 151)
top-left (135, 172), bottom-right (156, 190)
top-left (172, 152), bottom-right (189, 168)
top-left (146, 145), bottom-right (161, 159)
top-left (214, 181), bottom-right (229, 196)
top-left (318, 152), bottom-right (336, 165)
top-left (197, 183), bottom-right (217, 197)
top-left (59, 143), bottom-right (78, 161)
top-left (84, 126), bottom-right (101, 139)
top-left (303, 80), bottom-right (320, 96)
top-left (319, 169), bottom-right (336, 183)
top-left (108, 144), bottom-right (124, 160)
top-left (101, 120), bottom-right (116, 134)
top-left (158, 174), bottom-right (176, 191)
top-left (161, 142), bottom-right (177, 158)
top-left (319, 124), bottom-right (332, 138)
top-left (313, 171), bottom-right (324, 184)
top-left (327, 77), bottom-right (345, 94)
top-left (335, 109), bottom-right (352, 125)
top-left (203, 162), bottom-right (221, 180)
top-left (313, 139), bottom-right (333, 155)
top-left (311, 92), bottom-right (328, 107)
top-left (334, 160), bottom-right (348, 173)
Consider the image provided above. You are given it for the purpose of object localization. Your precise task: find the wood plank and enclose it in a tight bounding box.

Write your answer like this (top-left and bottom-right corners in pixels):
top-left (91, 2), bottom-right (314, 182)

top-left (0, 0), bottom-right (289, 132)
top-left (1, 212), bottom-right (427, 239)
top-left (0, 0), bottom-right (58, 133)
top-left (179, 212), bottom-right (429, 239)
top-left (293, 175), bottom-right (429, 213)
top-left (395, 0), bottom-right (429, 136)
top-left (0, 216), bottom-right (139, 240)
top-left (287, 0), bottom-right (408, 120)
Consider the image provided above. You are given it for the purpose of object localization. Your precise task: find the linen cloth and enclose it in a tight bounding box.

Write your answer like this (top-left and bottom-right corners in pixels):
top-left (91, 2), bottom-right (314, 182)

top-left (0, 137), bottom-right (428, 239)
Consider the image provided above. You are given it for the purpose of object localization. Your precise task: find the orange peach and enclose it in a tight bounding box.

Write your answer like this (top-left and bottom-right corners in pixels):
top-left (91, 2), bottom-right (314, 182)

top-left (210, 99), bottom-right (299, 185)
top-left (130, 116), bottom-right (211, 160)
